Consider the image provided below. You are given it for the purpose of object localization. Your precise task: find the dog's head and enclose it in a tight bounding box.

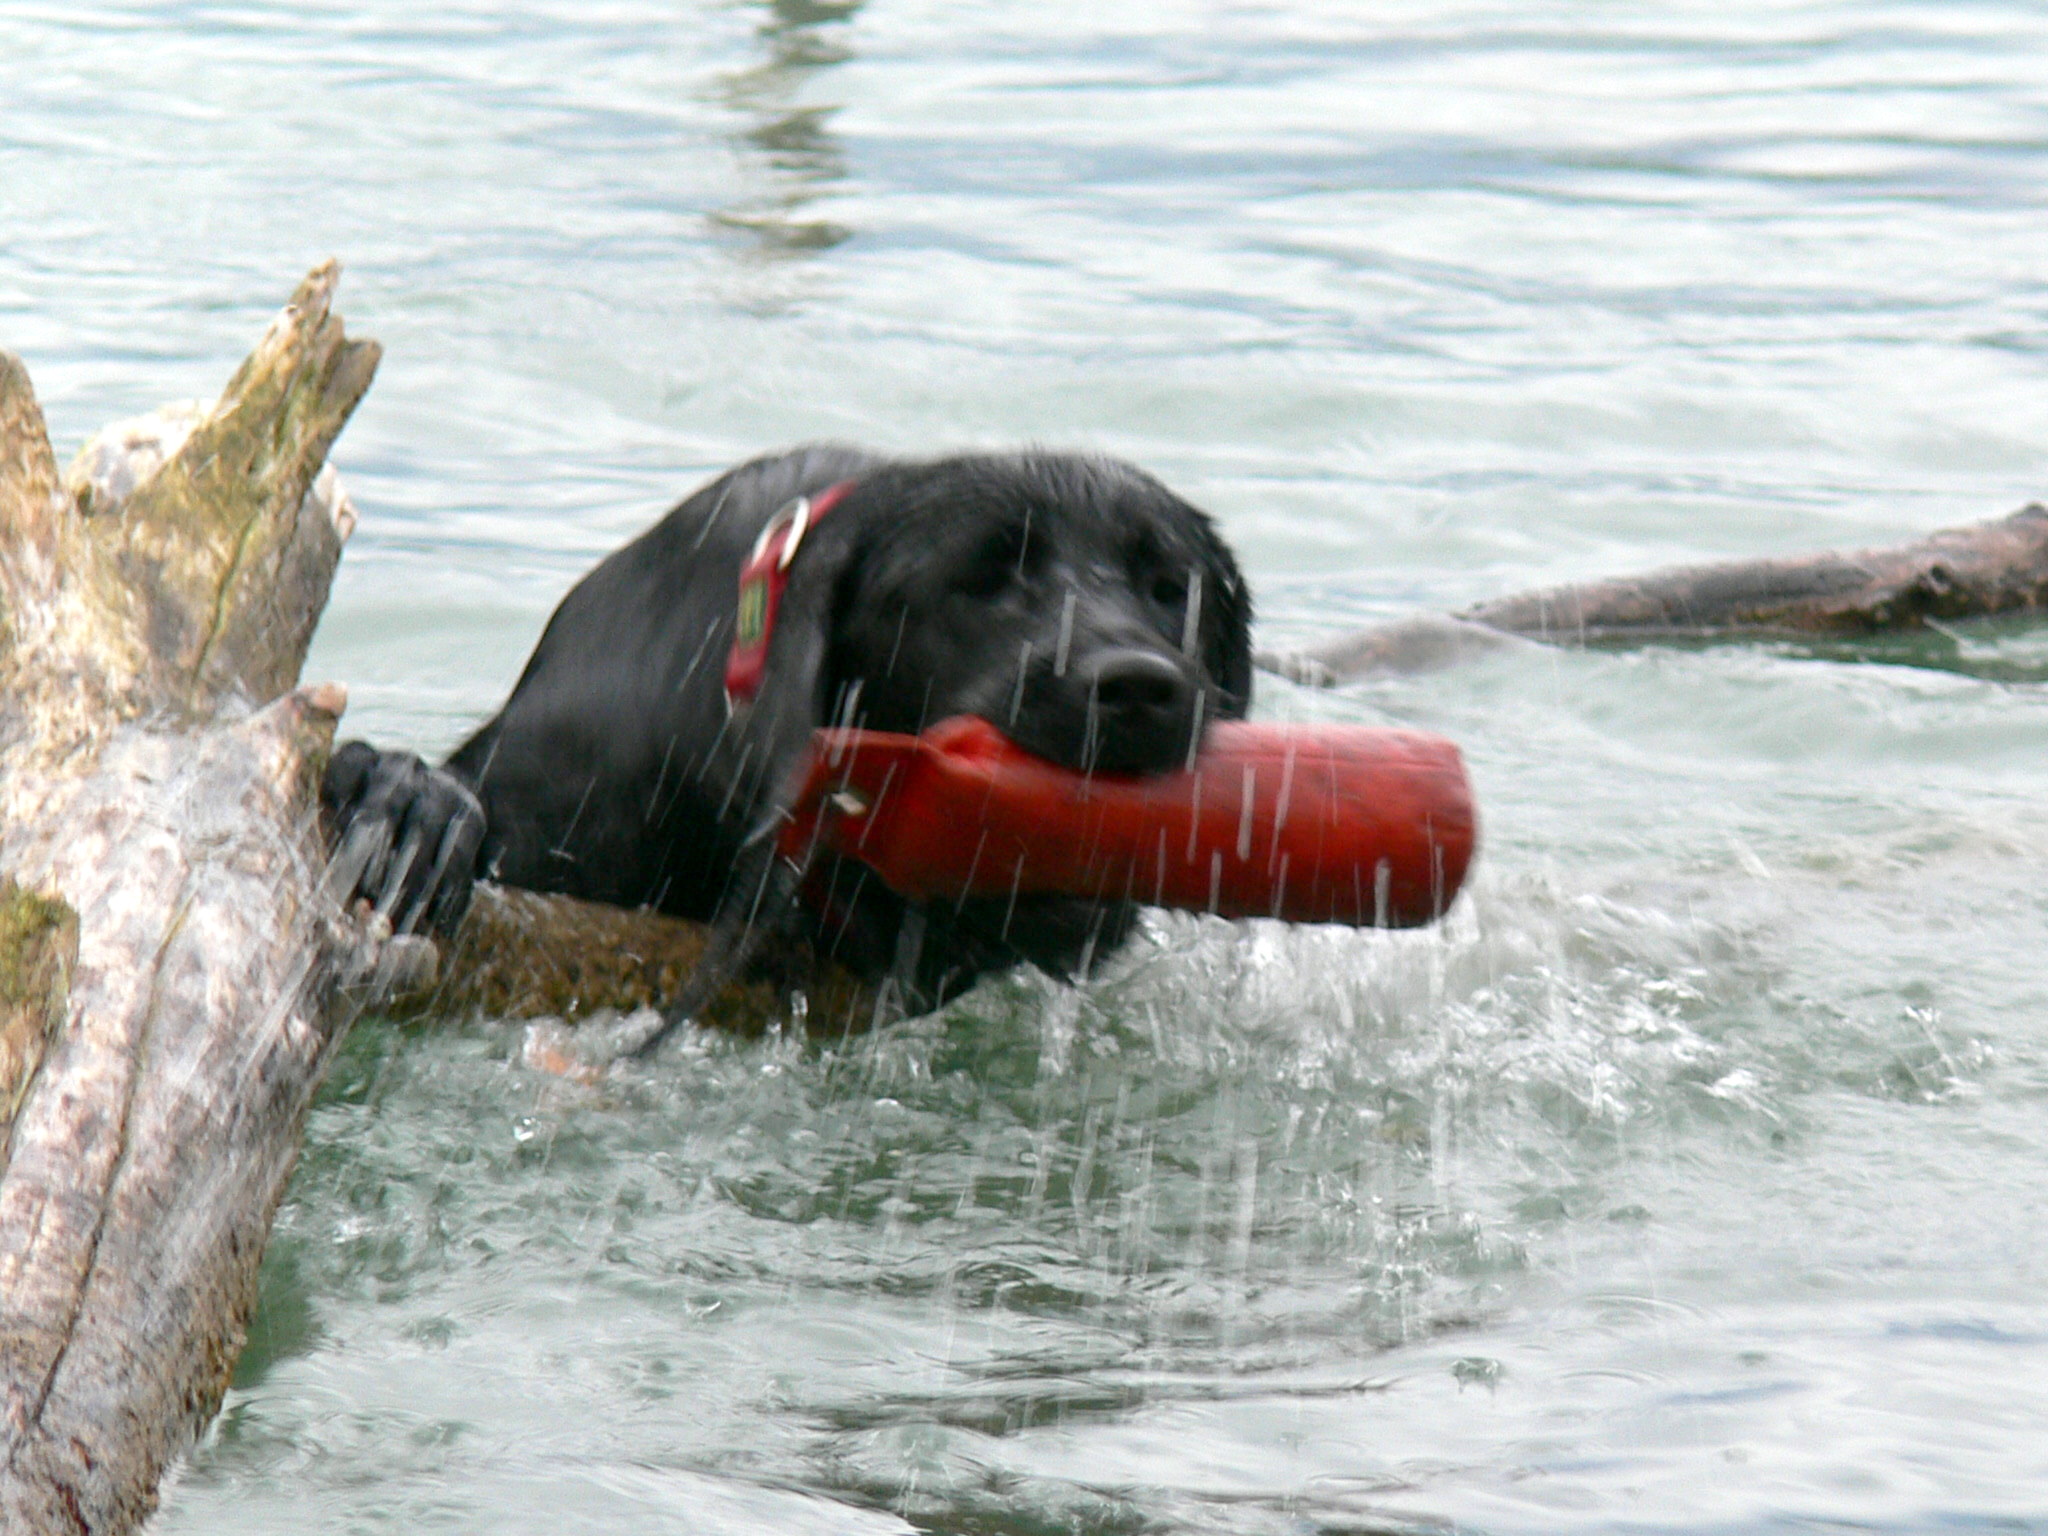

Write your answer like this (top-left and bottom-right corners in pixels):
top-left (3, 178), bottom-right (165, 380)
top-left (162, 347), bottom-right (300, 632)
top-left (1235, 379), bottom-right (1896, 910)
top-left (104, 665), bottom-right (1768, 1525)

top-left (822, 452), bottom-right (1246, 761)
top-left (730, 450), bottom-right (1251, 826)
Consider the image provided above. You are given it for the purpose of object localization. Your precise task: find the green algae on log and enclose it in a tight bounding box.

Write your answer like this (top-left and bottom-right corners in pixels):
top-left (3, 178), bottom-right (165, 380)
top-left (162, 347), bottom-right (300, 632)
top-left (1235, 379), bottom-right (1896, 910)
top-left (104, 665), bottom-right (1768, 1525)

top-left (378, 881), bottom-right (876, 1036)
top-left (0, 880), bottom-right (75, 1135)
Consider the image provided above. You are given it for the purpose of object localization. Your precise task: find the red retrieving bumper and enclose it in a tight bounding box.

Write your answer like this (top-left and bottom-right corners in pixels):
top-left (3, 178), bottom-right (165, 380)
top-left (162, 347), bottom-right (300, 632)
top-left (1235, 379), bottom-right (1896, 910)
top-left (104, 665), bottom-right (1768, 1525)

top-left (780, 716), bottom-right (1478, 928)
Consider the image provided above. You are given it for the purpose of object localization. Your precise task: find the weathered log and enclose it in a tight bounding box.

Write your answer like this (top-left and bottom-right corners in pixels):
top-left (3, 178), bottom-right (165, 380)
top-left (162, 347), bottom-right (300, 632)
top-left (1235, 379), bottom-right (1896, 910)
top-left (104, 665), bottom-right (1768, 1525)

top-left (0, 266), bottom-right (389, 1534)
top-left (0, 271), bottom-right (876, 1533)
top-left (1261, 502), bottom-right (2048, 684)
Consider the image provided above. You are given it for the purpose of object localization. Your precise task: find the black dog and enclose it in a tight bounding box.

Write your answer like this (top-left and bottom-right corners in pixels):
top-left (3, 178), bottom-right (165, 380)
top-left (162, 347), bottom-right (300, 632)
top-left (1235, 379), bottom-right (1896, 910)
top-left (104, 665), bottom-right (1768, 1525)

top-left (324, 445), bottom-right (1252, 1022)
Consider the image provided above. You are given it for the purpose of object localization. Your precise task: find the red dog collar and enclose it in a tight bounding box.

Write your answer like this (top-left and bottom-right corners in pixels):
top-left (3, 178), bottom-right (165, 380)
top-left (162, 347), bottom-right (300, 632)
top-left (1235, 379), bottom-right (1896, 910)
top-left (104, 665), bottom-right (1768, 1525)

top-left (723, 479), bottom-right (856, 709)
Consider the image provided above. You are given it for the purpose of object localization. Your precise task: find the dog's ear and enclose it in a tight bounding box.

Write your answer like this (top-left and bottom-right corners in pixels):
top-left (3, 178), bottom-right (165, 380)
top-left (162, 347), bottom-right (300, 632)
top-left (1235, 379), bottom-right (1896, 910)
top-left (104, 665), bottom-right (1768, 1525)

top-left (635, 563), bottom-right (848, 1050)
top-left (640, 466), bottom-right (876, 1055)
top-left (1198, 526), bottom-right (1255, 719)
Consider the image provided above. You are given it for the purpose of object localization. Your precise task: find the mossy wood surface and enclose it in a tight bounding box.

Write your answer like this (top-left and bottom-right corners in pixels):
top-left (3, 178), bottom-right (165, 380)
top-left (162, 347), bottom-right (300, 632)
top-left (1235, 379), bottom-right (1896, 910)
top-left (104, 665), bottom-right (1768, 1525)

top-left (0, 881), bottom-right (75, 1137)
top-left (382, 882), bottom-right (875, 1036)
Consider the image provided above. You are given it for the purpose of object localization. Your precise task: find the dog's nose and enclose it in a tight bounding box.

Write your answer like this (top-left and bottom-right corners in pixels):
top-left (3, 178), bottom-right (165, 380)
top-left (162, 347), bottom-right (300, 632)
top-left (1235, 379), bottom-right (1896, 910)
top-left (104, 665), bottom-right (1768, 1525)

top-left (1092, 650), bottom-right (1188, 714)
top-left (1086, 649), bottom-right (1197, 771)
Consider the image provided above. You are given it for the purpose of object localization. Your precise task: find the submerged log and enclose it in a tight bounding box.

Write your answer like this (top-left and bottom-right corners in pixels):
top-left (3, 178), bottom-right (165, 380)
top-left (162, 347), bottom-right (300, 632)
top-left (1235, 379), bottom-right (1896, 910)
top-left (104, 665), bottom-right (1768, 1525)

top-left (1262, 502), bottom-right (2048, 684)
top-left (381, 882), bottom-right (874, 1036)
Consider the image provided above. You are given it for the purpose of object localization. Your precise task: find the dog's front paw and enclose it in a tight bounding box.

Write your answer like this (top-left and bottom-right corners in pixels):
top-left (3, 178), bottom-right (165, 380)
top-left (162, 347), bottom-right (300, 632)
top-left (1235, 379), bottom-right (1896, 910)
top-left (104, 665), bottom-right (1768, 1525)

top-left (322, 740), bottom-right (486, 935)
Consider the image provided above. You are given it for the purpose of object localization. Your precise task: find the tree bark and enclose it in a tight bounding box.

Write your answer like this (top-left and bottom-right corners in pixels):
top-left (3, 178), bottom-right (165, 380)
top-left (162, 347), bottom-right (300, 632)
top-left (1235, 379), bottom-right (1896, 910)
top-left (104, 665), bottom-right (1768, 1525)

top-left (0, 265), bottom-right (388, 1535)
top-left (1260, 502), bottom-right (2048, 684)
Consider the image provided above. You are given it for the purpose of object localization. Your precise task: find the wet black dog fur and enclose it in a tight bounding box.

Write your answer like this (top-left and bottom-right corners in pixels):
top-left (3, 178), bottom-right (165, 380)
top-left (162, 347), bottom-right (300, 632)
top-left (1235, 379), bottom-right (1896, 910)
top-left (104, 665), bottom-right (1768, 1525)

top-left (323, 445), bottom-right (1253, 1010)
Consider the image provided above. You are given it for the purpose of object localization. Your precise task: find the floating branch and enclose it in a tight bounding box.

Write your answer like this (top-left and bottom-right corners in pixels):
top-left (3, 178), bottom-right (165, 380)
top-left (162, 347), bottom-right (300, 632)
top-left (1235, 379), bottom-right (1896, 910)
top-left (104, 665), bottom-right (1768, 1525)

top-left (1261, 503), bottom-right (2048, 684)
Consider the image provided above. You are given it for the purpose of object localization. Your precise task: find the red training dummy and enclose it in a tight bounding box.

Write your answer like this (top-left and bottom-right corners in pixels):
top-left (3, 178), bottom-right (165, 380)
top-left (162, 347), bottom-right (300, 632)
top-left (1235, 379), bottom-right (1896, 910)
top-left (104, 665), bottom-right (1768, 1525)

top-left (779, 715), bottom-right (1476, 927)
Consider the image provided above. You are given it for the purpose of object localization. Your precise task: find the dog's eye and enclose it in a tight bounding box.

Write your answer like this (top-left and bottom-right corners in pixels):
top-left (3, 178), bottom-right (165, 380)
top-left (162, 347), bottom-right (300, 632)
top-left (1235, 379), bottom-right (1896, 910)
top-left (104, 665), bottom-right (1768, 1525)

top-left (958, 545), bottom-right (1016, 598)
top-left (1150, 575), bottom-right (1188, 608)
top-left (959, 523), bottom-right (1032, 598)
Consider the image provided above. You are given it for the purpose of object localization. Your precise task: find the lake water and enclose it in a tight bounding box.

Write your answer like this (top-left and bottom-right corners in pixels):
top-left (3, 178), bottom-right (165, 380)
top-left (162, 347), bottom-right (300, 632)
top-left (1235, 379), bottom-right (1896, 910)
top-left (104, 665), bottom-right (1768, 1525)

top-left (7, 2), bottom-right (2048, 1531)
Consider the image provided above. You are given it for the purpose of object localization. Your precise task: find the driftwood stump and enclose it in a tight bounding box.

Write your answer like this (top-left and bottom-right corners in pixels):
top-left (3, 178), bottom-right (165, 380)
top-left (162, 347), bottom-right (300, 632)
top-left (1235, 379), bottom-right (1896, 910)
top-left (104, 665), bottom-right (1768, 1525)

top-left (0, 268), bottom-right (874, 1534)
top-left (1262, 503), bottom-right (2048, 684)
top-left (0, 265), bottom-right (383, 1533)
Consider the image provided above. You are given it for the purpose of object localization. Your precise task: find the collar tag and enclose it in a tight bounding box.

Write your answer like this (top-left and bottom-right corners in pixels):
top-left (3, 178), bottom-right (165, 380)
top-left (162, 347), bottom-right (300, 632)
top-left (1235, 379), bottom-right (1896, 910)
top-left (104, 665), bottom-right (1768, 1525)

top-left (723, 479), bottom-right (854, 710)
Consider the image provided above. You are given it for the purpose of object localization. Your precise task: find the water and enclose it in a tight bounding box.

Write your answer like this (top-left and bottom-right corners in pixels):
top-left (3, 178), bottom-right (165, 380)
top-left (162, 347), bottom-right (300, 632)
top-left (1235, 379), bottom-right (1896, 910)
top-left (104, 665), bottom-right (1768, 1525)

top-left (6, 2), bottom-right (2048, 1530)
